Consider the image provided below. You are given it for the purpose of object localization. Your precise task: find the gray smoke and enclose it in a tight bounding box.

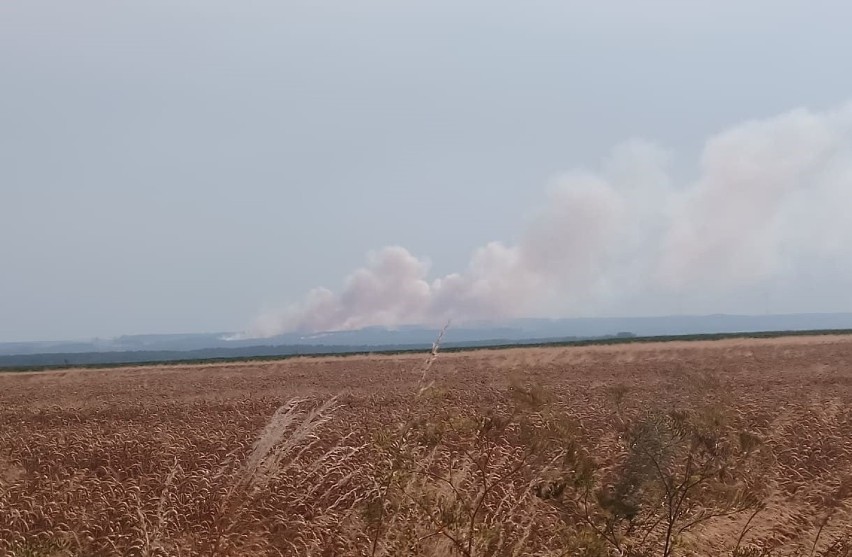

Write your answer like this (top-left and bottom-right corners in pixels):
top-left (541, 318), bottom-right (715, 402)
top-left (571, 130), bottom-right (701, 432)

top-left (245, 103), bottom-right (852, 337)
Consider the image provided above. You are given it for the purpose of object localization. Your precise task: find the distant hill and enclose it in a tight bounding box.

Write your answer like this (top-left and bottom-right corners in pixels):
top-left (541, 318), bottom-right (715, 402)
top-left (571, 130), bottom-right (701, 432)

top-left (2, 312), bottom-right (852, 369)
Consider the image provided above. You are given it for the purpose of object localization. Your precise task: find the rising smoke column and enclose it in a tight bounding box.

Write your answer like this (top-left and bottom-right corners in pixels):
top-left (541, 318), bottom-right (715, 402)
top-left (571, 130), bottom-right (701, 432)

top-left (246, 103), bottom-right (852, 338)
top-left (659, 106), bottom-right (852, 289)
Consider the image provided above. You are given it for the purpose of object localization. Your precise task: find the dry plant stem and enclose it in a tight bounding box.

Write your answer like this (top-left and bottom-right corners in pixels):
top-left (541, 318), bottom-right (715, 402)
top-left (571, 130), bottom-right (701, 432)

top-left (734, 503), bottom-right (766, 554)
top-left (369, 323), bottom-right (449, 557)
top-left (811, 514), bottom-right (831, 557)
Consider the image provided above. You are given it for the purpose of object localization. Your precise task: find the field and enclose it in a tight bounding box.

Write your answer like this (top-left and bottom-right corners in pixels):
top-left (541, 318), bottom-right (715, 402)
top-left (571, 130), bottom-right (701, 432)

top-left (2, 335), bottom-right (852, 556)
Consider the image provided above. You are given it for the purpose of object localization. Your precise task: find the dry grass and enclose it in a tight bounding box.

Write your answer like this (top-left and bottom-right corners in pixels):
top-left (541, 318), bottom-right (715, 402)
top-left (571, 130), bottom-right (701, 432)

top-left (2, 335), bottom-right (852, 556)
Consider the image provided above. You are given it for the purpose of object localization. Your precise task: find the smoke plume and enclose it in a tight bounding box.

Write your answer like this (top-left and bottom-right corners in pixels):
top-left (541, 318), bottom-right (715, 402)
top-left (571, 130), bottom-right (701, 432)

top-left (246, 103), bottom-right (852, 337)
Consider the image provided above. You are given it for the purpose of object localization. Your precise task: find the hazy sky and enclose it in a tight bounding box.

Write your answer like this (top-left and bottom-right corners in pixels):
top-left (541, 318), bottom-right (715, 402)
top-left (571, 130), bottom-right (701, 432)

top-left (2, 1), bottom-right (852, 342)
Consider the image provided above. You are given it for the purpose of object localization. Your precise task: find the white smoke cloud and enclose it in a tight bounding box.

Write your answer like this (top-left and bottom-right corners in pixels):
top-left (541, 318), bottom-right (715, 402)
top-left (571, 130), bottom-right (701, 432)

top-left (659, 106), bottom-right (852, 288)
top-left (245, 103), bottom-right (852, 337)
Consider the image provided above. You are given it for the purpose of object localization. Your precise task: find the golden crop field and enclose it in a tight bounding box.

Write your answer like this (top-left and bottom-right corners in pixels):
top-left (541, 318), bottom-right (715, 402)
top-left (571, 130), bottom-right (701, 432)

top-left (2, 335), bottom-right (852, 556)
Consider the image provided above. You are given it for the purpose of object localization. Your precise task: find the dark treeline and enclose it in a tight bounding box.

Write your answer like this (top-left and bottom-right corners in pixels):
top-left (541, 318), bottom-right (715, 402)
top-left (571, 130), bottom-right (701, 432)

top-left (2, 329), bottom-right (851, 372)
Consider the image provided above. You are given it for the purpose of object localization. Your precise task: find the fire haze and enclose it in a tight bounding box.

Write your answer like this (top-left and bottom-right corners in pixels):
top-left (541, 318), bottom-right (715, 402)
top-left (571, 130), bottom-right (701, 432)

top-left (245, 103), bottom-right (852, 338)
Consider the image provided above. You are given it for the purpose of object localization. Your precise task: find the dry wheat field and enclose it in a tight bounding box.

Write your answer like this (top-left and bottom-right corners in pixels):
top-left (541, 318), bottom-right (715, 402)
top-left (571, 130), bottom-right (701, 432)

top-left (2, 335), bottom-right (852, 556)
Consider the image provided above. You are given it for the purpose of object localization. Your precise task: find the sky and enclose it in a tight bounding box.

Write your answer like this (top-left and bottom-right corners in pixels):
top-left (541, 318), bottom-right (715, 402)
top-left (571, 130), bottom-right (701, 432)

top-left (2, 1), bottom-right (852, 342)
